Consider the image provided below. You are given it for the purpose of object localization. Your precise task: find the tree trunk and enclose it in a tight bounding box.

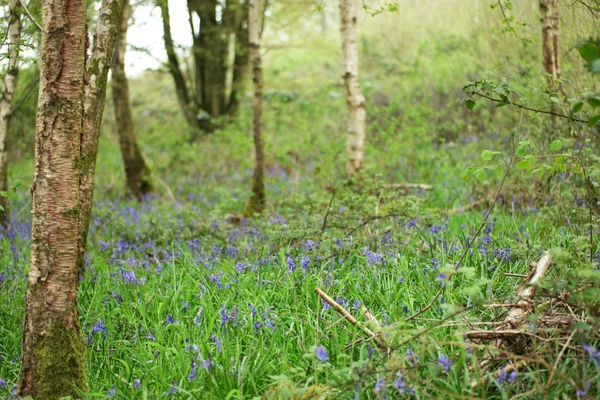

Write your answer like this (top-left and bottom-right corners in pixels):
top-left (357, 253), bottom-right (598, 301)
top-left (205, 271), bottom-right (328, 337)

top-left (0, 0), bottom-right (22, 226)
top-left (339, 0), bottom-right (366, 178)
top-left (244, 0), bottom-right (266, 216)
top-left (228, 1), bottom-right (250, 114)
top-left (539, 0), bottom-right (562, 90)
top-left (79, 0), bottom-right (126, 255)
top-left (112, 0), bottom-right (153, 199)
top-left (19, 1), bottom-right (124, 396)
top-left (159, 0), bottom-right (203, 131)
top-left (18, 0), bottom-right (88, 396)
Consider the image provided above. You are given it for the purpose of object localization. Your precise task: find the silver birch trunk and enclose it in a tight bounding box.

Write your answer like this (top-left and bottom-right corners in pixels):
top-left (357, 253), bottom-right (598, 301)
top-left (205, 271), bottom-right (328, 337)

top-left (339, 0), bottom-right (366, 178)
top-left (0, 0), bottom-right (22, 225)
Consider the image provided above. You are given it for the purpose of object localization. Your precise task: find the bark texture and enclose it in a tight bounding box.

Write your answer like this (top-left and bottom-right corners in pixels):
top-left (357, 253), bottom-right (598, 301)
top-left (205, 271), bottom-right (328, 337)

top-left (79, 0), bottom-right (126, 255)
top-left (244, 0), bottom-right (266, 216)
top-left (159, 0), bottom-right (249, 132)
top-left (339, 0), bottom-right (366, 178)
top-left (112, 0), bottom-right (153, 199)
top-left (0, 0), bottom-right (22, 226)
top-left (19, 0), bottom-right (124, 397)
top-left (18, 0), bottom-right (87, 396)
top-left (539, 0), bottom-right (562, 88)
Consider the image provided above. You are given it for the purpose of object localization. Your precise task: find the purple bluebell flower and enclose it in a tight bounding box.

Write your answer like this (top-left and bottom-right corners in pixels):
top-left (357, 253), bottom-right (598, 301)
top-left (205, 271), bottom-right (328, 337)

top-left (91, 320), bottom-right (107, 338)
top-left (201, 354), bottom-right (214, 373)
top-left (353, 299), bottom-right (360, 312)
top-left (508, 371), bottom-right (517, 383)
top-left (188, 359), bottom-right (198, 381)
top-left (166, 381), bottom-right (177, 395)
top-left (122, 270), bottom-right (137, 285)
top-left (107, 386), bottom-right (116, 398)
top-left (165, 314), bottom-right (179, 325)
top-left (393, 371), bottom-right (406, 392)
top-left (437, 354), bottom-right (452, 373)
top-left (194, 307), bottom-right (204, 326)
top-left (134, 379), bottom-right (141, 389)
top-left (406, 348), bottom-right (418, 366)
top-left (212, 335), bottom-right (222, 353)
top-left (315, 345), bottom-right (329, 362)
top-left (430, 225), bottom-right (443, 234)
top-left (374, 376), bottom-right (386, 396)
top-left (576, 381), bottom-right (590, 396)
top-left (301, 255), bottom-right (310, 270)
top-left (286, 255), bottom-right (296, 271)
top-left (0, 378), bottom-right (6, 389)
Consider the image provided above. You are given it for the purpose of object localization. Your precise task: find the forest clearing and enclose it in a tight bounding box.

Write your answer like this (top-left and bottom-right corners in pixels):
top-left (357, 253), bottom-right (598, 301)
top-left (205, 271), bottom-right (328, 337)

top-left (0, 0), bottom-right (599, 399)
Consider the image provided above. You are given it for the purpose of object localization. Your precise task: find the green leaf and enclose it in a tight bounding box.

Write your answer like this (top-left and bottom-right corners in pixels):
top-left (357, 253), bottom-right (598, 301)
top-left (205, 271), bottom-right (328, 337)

top-left (475, 169), bottom-right (486, 181)
top-left (516, 159), bottom-right (529, 170)
top-left (465, 99), bottom-right (475, 110)
top-left (587, 97), bottom-right (600, 108)
top-left (550, 96), bottom-right (559, 103)
top-left (589, 114), bottom-right (600, 127)
top-left (481, 150), bottom-right (493, 161)
top-left (10, 178), bottom-right (22, 189)
top-left (495, 102), bottom-right (508, 108)
top-left (516, 147), bottom-right (527, 157)
top-left (578, 42), bottom-right (600, 63)
top-left (550, 140), bottom-right (562, 151)
top-left (569, 102), bottom-right (583, 120)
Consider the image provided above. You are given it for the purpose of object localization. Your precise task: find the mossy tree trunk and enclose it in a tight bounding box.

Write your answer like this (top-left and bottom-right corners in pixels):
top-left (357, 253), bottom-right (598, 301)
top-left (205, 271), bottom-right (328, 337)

top-left (19, 0), bottom-right (125, 397)
top-left (18, 0), bottom-right (88, 396)
top-left (244, 0), bottom-right (266, 216)
top-left (339, 0), bottom-right (366, 178)
top-left (112, 0), bottom-right (153, 199)
top-left (539, 0), bottom-right (562, 91)
top-left (0, 0), bottom-right (22, 226)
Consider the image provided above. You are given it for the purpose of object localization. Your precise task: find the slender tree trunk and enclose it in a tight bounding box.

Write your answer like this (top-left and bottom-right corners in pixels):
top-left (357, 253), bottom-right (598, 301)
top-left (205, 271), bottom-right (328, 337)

top-left (228, 1), bottom-right (250, 114)
top-left (339, 0), bottom-right (366, 178)
top-left (539, 0), bottom-right (562, 90)
top-left (0, 0), bottom-right (22, 226)
top-left (159, 0), bottom-right (202, 131)
top-left (19, 1), bottom-right (124, 396)
top-left (112, 0), bottom-right (153, 199)
top-left (18, 0), bottom-right (87, 396)
top-left (244, 0), bottom-right (266, 216)
top-left (79, 0), bottom-right (126, 253)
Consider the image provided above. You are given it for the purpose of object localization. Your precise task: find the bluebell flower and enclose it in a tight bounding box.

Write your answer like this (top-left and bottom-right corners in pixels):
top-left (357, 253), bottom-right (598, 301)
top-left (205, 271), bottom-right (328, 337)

top-left (301, 255), bottom-right (310, 270)
top-left (91, 320), bottom-right (107, 339)
top-left (374, 376), bottom-right (386, 396)
top-left (134, 379), bottom-right (141, 389)
top-left (201, 354), bottom-right (214, 373)
top-left (430, 225), bottom-right (442, 234)
top-left (0, 378), bottom-right (6, 389)
top-left (437, 354), bottom-right (452, 373)
top-left (353, 299), bottom-right (360, 312)
top-left (107, 386), bottom-right (116, 398)
top-left (188, 359), bottom-right (198, 381)
top-left (393, 371), bottom-right (406, 392)
top-left (286, 255), bottom-right (296, 271)
top-left (165, 314), bottom-right (179, 325)
top-left (508, 371), bottom-right (517, 383)
top-left (583, 344), bottom-right (600, 367)
top-left (122, 270), bottom-right (137, 285)
top-left (212, 335), bottom-right (222, 353)
top-left (315, 345), bottom-right (329, 362)
top-left (576, 381), bottom-right (590, 397)
top-left (166, 381), bottom-right (177, 396)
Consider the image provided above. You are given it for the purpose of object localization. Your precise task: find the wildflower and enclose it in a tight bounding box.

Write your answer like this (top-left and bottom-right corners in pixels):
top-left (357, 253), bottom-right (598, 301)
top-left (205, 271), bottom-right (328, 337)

top-left (107, 386), bottom-right (116, 398)
top-left (91, 320), bottom-right (107, 338)
top-left (435, 273), bottom-right (447, 286)
top-left (165, 314), bottom-right (179, 325)
top-left (212, 335), bottom-right (222, 353)
top-left (397, 275), bottom-right (404, 283)
top-left (583, 344), bottom-right (600, 367)
top-left (353, 299), bottom-right (360, 312)
top-left (134, 379), bottom-right (141, 389)
top-left (508, 371), bottom-right (517, 383)
top-left (300, 255), bottom-right (310, 270)
top-left (201, 354), bottom-right (214, 372)
top-left (188, 359), bottom-right (198, 381)
top-left (285, 255), bottom-right (296, 271)
top-left (303, 240), bottom-right (315, 251)
top-left (166, 381), bottom-right (177, 396)
top-left (393, 371), bottom-right (407, 393)
top-left (122, 270), bottom-right (137, 285)
top-left (374, 376), bottom-right (386, 396)
top-left (363, 248), bottom-right (383, 266)
top-left (407, 219), bottom-right (418, 229)
top-left (0, 378), bottom-right (6, 389)
top-left (497, 368), bottom-right (507, 384)
top-left (430, 225), bottom-right (442, 234)
top-left (406, 348), bottom-right (418, 366)
top-left (194, 307), bottom-right (204, 325)
top-left (182, 301), bottom-right (190, 311)
top-left (236, 262), bottom-right (248, 274)
top-left (315, 345), bottom-right (329, 362)
top-left (437, 354), bottom-right (452, 373)
top-left (576, 381), bottom-right (590, 397)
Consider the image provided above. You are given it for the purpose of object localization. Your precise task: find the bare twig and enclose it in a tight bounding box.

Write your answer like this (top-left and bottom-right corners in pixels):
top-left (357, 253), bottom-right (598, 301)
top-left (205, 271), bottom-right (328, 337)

top-left (507, 252), bottom-right (553, 324)
top-left (18, 0), bottom-right (42, 31)
top-left (321, 189), bottom-right (336, 233)
top-left (9, 76), bottom-right (39, 116)
top-left (383, 183), bottom-right (434, 191)
top-left (315, 288), bottom-right (390, 352)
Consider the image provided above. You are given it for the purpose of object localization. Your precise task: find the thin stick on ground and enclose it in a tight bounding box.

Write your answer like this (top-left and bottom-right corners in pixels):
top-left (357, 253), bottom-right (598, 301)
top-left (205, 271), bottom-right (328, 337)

top-left (315, 288), bottom-right (390, 352)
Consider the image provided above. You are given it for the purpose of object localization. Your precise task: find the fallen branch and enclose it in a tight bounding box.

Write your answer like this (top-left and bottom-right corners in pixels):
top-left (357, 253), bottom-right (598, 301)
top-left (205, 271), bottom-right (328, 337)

top-left (383, 183), bottom-right (434, 191)
top-left (470, 361), bottom-right (526, 389)
top-left (315, 288), bottom-right (390, 352)
top-left (507, 252), bottom-right (553, 324)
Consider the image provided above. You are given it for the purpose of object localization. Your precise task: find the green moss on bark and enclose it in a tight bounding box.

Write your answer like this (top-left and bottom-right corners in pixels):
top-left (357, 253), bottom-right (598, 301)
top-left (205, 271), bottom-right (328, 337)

top-left (32, 321), bottom-right (86, 399)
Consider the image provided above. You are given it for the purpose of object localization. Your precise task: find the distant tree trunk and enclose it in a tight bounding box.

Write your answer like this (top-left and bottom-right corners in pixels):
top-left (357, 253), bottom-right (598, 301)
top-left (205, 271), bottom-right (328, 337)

top-left (0, 0), bottom-right (22, 226)
top-left (19, 0), bottom-right (124, 396)
top-left (539, 0), bottom-right (562, 90)
top-left (339, 0), bottom-right (366, 178)
top-left (112, 0), bottom-right (153, 199)
top-left (244, 0), bottom-right (266, 216)
top-left (18, 0), bottom-right (88, 396)
top-left (159, 0), bottom-right (249, 132)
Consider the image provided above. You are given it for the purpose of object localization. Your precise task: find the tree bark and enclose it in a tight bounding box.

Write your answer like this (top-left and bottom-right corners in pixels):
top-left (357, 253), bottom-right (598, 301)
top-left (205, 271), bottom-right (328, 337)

top-left (79, 0), bottom-right (126, 255)
top-left (244, 0), bottom-right (266, 216)
top-left (19, 1), bottom-right (124, 396)
top-left (0, 0), bottom-right (22, 226)
top-left (228, 1), bottom-right (250, 114)
top-left (539, 0), bottom-right (562, 90)
top-left (159, 0), bottom-right (203, 131)
top-left (339, 0), bottom-right (366, 178)
top-left (18, 0), bottom-right (87, 396)
top-left (112, 0), bottom-right (153, 199)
